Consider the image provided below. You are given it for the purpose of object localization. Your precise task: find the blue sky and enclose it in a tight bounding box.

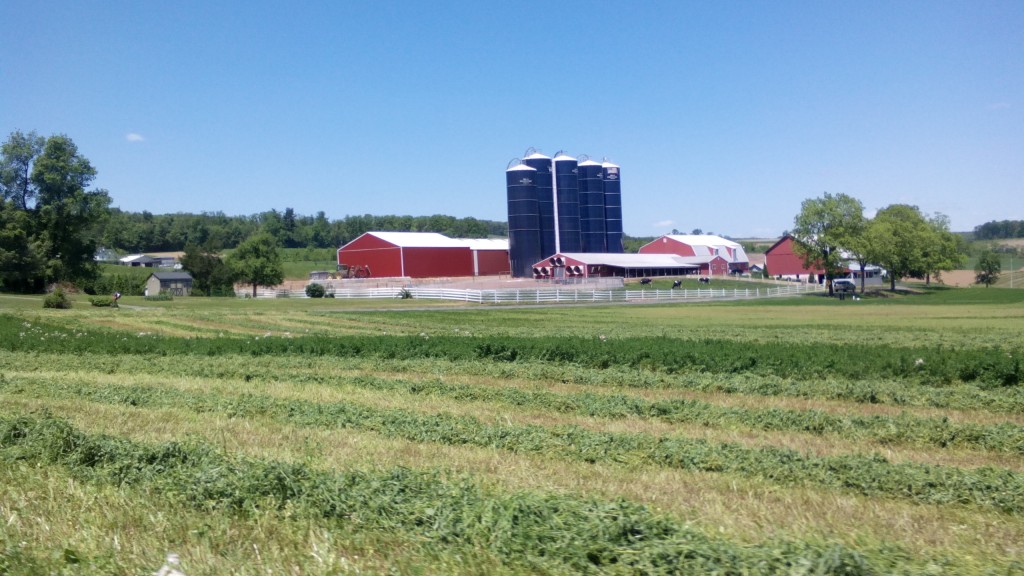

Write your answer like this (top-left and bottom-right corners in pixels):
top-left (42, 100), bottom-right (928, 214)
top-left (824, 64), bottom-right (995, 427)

top-left (2, 1), bottom-right (1021, 238)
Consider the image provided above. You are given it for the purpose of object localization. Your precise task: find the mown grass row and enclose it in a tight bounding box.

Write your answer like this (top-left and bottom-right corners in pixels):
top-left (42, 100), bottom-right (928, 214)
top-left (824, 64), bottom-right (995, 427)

top-left (16, 361), bottom-right (1019, 456)
top-left (0, 414), bottom-right (991, 575)
top-left (289, 374), bottom-right (1024, 454)
top-left (4, 377), bottom-right (1023, 514)
top-left (7, 347), bottom-right (1024, 417)
top-left (3, 314), bottom-right (1022, 387)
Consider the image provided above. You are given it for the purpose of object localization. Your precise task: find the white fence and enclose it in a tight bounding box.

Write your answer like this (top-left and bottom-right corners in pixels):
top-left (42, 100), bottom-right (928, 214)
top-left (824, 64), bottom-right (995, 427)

top-left (244, 282), bottom-right (824, 303)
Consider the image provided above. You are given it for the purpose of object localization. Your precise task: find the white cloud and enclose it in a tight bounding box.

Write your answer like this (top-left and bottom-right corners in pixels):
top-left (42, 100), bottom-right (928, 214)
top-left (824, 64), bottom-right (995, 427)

top-left (125, 133), bottom-right (145, 142)
top-left (652, 220), bottom-right (674, 228)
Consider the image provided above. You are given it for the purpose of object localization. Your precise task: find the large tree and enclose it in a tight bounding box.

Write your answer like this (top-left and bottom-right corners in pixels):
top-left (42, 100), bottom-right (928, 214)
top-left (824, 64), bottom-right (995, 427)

top-left (0, 132), bottom-right (110, 291)
top-left (791, 192), bottom-right (866, 295)
top-left (866, 204), bottom-right (934, 291)
top-left (0, 200), bottom-right (46, 292)
top-left (31, 134), bottom-right (111, 284)
top-left (227, 232), bottom-right (284, 297)
top-left (921, 213), bottom-right (965, 285)
top-left (181, 242), bottom-right (237, 296)
top-left (975, 249), bottom-right (1001, 287)
top-left (0, 130), bottom-right (45, 210)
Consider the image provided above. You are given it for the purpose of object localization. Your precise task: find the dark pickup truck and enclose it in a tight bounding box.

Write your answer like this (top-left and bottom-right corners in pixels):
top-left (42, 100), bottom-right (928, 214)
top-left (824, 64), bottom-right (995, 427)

top-left (833, 279), bottom-right (857, 296)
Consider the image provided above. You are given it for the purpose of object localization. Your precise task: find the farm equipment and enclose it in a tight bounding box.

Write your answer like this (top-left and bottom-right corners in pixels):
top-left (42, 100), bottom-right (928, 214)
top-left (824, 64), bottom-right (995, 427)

top-left (337, 264), bottom-right (371, 279)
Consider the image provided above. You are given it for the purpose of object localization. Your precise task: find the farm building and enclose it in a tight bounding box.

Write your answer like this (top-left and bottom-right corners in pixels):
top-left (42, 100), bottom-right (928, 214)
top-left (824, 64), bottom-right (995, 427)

top-left (638, 234), bottom-right (749, 273)
top-left (120, 254), bottom-right (159, 267)
top-left (145, 272), bottom-right (193, 296)
top-left (530, 253), bottom-right (702, 280)
top-left (764, 235), bottom-right (824, 282)
top-left (463, 238), bottom-right (512, 276)
top-left (336, 232), bottom-right (509, 279)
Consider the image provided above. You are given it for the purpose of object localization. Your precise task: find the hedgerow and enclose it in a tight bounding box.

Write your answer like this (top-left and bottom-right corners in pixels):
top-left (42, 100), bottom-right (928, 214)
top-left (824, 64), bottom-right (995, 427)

top-left (0, 414), bottom-right (964, 575)
top-left (1, 315), bottom-right (1021, 387)
top-left (5, 379), bottom-right (1023, 514)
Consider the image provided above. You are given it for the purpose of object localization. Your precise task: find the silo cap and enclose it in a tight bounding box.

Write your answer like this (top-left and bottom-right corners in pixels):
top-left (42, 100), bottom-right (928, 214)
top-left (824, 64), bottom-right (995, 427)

top-left (524, 152), bottom-right (551, 160)
top-left (506, 163), bottom-right (537, 172)
top-left (553, 153), bottom-right (576, 162)
top-left (578, 160), bottom-right (602, 167)
top-left (601, 161), bottom-right (620, 168)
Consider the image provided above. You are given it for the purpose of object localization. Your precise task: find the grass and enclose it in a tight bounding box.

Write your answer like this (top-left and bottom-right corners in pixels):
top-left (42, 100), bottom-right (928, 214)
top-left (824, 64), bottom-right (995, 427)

top-left (2, 286), bottom-right (1024, 573)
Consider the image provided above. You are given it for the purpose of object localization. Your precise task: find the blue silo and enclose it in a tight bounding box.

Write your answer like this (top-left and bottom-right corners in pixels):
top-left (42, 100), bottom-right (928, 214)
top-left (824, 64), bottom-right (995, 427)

top-left (553, 152), bottom-right (581, 253)
top-left (522, 151), bottom-right (556, 259)
top-left (505, 161), bottom-right (541, 277)
top-left (577, 158), bottom-right (606, 253)
top-left (602, 160), bottom-right (624, 253)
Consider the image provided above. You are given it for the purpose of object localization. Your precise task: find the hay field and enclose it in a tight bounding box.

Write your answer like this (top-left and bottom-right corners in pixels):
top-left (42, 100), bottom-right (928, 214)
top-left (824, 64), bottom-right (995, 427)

top-left (1, 288), bottom-right (1023, 574)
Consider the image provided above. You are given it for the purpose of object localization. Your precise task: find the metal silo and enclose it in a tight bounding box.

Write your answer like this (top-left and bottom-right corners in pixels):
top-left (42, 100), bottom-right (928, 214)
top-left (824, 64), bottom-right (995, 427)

top-left (522, 150), bottom-right (555, 259)
top-left (577, 158), bottom-right (606, 253)
top-left (553, 152), bottom-right (581, 253)
top-left (505, 160), bottom-right (541, 278)
top-left (602, 160), bottom-right (624, 253)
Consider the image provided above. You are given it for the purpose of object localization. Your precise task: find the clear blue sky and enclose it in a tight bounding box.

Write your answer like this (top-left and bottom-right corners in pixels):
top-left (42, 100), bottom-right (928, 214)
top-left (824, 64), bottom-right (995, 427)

top-left (3, 1), bottom-right (1021, 238)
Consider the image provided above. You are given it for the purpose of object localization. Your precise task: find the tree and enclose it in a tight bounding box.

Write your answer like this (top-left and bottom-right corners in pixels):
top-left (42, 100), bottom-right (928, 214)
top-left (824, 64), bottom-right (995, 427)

top-left (31, 134), bottom-right (110, 285)
top-left (975, 249), bottom-right (1001, 287)
top-left (921, 213), bottom-right (965, 285)
top-left (227, 233), bottom-right (284, 297)
top-left (181, 242), bottom-right (236, 296)
top-left (792, 192), bottom-right (866, 295)
top-left (0, 200), bottom-right (46, 292)
top-left (867, 204), bottom-right (933, 291)
top-left (0, 130), bottom-right (45, 210)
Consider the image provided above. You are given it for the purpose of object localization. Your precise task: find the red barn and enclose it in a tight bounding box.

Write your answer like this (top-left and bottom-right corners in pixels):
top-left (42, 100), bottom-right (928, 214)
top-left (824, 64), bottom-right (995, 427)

top-left (638, 234), bottom-right (749, 274)
top-left (764, 235), bottom-right (823, 281)
top-left (337, 232), bottom-right (509, 278)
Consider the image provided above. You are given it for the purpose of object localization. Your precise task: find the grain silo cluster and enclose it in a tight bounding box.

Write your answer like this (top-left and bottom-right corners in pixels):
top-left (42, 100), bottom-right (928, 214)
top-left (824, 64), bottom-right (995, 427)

top-left (505, 149), bottom-right (624, 278)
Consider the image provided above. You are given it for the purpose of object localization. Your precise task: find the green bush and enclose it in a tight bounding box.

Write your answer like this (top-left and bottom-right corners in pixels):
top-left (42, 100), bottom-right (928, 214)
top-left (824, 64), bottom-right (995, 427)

top-left (42, 287), bottom-right (72, 309)
top-left (89, 296), bottom-right (117, 307)
top-left (304, 283), bottom-right (326, 298)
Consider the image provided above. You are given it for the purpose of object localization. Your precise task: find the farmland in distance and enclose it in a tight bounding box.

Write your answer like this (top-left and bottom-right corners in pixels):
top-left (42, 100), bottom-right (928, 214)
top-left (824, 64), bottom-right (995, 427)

top-left (1, 287), bottom-right (1023, 574)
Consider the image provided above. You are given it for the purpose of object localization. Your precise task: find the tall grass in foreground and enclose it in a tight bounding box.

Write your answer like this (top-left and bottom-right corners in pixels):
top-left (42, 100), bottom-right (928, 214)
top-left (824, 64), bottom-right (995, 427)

top-left (2, 415), bottom-right (990, 575)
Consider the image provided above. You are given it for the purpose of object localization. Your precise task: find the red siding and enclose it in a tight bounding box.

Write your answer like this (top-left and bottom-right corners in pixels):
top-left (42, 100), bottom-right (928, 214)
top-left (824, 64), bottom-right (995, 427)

top-left (402, 247), bottom-right (474, 277)
top-left (703, 256), bottom-right (729, 275)
top-left (764, 236), bottom-right (823, 277)
top-left (638, 237), bottom-right (696, 256)
top-left (474, 250), bottom-right (511, 275)
top-left (337, 234), bottom-right (402, 277)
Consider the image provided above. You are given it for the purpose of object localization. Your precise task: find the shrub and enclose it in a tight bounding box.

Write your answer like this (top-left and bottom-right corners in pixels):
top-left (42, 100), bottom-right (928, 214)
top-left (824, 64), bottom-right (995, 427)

top-left (43, 287), bottom-right (72, 309)
top-left (305, 283), bottom-right (326, 298)
top-left (144, 293), bottom-right (174, 302)
top-left (398, 288), bottom-right (414, 299)
top-left (89, 296), bottom-right (117, 307)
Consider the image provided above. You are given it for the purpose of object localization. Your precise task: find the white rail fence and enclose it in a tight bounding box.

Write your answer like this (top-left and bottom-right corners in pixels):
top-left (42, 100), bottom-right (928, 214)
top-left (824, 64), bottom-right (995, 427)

top-left (243, 283), bottom-right (824, 303)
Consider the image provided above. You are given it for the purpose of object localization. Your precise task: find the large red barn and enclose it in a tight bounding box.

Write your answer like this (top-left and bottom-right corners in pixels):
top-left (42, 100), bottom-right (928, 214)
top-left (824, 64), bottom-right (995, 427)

top-left (337, 232), bottom-right (508, 278)
top-left (764, 235), bottom-right (823, 281)
top-left (638, 234), bottom-right (749, 273)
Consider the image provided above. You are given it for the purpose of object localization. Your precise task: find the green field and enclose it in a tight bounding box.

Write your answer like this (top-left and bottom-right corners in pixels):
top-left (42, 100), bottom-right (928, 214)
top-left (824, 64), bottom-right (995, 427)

top-left (1, 288), bottom-right (1023, 574)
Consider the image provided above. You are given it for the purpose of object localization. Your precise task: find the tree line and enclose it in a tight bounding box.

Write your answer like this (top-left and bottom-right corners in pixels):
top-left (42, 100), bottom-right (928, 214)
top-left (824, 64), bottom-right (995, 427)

top-left (101, 209), bottom-right (508, 253)
top-left (790, 193), bottom-right (965, 293)
top-left (973, 220), bottom-right (1024, 241)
